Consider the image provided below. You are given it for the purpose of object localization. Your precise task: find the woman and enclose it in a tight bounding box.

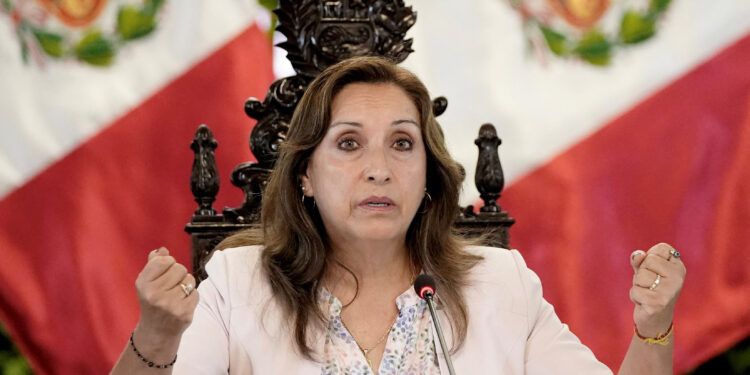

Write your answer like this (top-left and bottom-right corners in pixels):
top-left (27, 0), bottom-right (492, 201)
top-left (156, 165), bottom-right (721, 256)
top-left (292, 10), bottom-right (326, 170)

top-left (111, 56), bottom-right (686, 374)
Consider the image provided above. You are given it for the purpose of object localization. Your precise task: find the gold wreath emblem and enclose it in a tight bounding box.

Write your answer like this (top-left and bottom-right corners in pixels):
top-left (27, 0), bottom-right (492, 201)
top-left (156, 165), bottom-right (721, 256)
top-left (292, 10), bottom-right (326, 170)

top-left (509, 0), bottom-right (672, 66)
top-left (2, 0), bottom-right (166, 66)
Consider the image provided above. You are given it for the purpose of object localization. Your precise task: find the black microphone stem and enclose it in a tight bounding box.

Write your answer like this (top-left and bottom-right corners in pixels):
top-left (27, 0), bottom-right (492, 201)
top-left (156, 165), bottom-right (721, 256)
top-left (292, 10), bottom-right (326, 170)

top-left (425, 293), bottom-right (456, 375)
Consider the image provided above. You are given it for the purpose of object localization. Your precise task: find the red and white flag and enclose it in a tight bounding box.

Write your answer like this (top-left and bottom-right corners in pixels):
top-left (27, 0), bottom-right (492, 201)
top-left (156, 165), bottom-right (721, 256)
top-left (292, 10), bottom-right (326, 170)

top-left (3, 0), bottom-right (750, 373)
top-left (403, 0), bottom-right (750, 372)
top-left (0, 1), bottom-right (273, 373)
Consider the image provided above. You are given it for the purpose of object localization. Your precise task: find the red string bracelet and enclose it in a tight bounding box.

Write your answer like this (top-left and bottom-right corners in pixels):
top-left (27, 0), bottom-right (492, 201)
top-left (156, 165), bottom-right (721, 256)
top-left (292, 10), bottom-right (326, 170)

top-left (634, 322), bottom-right (673, 346)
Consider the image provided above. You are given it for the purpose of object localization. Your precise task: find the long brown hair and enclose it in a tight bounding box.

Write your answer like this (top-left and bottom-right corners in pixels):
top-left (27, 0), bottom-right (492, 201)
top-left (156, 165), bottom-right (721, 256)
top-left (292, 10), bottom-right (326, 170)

top-left (217, 56), bottom-right (483, 358)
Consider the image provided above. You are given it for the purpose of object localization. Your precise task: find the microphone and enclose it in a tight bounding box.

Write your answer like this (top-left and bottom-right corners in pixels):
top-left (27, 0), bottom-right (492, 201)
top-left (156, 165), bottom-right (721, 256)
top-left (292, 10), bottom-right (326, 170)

top-left (414, 274), bottom-right (456, 375)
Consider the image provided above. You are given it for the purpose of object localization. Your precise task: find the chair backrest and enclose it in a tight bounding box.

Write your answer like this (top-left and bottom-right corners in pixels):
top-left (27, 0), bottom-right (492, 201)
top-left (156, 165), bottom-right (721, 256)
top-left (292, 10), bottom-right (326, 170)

top-left (186, 0), bottom-right (514, 283)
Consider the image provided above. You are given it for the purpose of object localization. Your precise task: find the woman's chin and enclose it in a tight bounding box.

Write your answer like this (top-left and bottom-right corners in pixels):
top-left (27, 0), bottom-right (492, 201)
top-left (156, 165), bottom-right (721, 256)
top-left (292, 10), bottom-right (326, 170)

top-left (348, 224), bottom-right (407, 243)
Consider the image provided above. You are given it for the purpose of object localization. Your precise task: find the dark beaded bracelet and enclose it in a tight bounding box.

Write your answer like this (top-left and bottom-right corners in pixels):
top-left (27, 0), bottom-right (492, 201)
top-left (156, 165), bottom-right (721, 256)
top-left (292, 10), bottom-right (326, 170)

top-left (129, 331), bottom-right (177, 369)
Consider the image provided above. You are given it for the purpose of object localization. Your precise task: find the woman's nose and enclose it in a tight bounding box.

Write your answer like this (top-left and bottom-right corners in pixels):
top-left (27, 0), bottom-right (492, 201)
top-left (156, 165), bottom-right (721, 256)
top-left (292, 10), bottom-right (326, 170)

top-left (364, 148), bottom-right (391, 184)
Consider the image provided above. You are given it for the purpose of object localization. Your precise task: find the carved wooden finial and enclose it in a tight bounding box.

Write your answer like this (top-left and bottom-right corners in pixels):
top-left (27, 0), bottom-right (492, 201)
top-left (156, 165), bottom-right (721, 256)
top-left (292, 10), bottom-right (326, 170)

top-left (190, 125), bottom-right (219, 216)
top-left (432, 96), bottom-right (448, 117)
top-left (474, 123), bottom-right (505, 212)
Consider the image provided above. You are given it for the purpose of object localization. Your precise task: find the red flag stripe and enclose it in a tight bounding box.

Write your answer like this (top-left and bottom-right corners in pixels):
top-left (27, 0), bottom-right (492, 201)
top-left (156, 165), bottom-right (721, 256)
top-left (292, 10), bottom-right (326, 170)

top-left (0, 24), bottom-right (273, 374)
top-left (502, 33), bottom-right (750, 372)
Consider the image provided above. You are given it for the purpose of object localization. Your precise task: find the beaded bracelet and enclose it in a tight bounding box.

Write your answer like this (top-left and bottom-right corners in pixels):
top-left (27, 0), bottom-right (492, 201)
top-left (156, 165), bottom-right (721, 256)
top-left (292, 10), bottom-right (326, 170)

top-left (634, 322), bottom-right (673, 346)
top-left (129, 331), bottom-right (177, 369)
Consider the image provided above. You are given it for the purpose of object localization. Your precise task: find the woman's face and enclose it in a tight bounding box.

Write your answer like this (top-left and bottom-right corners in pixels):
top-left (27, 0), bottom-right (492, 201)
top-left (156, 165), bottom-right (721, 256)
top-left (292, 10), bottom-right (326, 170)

top-left (301, 82), bottom-right (427, 248)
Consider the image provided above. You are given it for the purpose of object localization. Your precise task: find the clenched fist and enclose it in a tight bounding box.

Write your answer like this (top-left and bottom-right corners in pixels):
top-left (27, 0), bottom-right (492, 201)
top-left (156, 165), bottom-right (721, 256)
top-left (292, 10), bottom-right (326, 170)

top-left (131, 247), bottom-right (199, 362)
top-left (629, 243), bottom-right (686, 338)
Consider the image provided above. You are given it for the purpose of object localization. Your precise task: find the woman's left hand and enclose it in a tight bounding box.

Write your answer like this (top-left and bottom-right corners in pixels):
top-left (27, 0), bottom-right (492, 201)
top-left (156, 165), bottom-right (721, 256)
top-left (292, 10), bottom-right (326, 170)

top-left (629, 243), bottom-right (687, 338)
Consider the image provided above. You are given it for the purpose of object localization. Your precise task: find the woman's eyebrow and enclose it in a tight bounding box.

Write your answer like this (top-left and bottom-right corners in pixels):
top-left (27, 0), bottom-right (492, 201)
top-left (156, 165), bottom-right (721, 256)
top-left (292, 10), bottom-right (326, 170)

top-left (392, 119), bottom-right (419, 127)
top-left (329, 119), bottom-right (418, 128)
top-left (329, 121), bottom-right (362, 128)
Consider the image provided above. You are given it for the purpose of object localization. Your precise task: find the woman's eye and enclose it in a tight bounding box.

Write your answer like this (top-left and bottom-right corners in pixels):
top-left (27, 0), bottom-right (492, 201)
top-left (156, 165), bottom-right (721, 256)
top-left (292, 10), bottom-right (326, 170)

top-left (337, 138), bottom-right (359, 151)
top-left (393, 138), bottom-right (413, 150)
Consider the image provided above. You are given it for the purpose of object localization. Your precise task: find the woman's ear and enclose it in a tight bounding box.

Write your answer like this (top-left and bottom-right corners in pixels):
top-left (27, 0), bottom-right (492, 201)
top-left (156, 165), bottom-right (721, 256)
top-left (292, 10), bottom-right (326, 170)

top-left (299, 173), bottom-right (313, 197)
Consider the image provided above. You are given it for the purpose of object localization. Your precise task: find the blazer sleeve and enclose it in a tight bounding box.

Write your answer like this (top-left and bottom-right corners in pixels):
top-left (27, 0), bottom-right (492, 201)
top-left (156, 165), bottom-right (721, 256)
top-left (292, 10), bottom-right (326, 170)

top-left (509, 250), bottom-right (614, 375)
top-left (173, 251), bottom-right (232, 374)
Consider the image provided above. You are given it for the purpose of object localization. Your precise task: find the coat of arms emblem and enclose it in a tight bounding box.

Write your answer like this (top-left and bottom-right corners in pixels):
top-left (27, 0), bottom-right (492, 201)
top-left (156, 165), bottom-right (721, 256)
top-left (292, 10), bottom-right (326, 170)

top-left (508, 0), bottom-right (672, 66)
top-left (1, 0), bottom-right (165, 66)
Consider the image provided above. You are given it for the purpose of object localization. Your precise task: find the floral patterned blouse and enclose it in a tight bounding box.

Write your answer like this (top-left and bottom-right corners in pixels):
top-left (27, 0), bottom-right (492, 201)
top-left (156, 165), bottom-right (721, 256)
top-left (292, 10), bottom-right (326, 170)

top-left (320, 286), bottom-right (442, 375)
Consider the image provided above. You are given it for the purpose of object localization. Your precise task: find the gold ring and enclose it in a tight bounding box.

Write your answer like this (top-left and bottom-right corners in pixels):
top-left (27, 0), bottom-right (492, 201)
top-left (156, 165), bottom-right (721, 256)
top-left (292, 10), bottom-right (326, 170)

top-left (649, 274), bottom-right (661, 291)
top-left (180, 283), bottom-right (194, 297)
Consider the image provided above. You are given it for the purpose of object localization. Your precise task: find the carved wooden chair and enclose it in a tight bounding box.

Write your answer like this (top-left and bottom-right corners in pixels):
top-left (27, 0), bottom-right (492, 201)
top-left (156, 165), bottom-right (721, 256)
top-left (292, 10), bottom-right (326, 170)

top-left (186, 0), bottom-right (514, 283)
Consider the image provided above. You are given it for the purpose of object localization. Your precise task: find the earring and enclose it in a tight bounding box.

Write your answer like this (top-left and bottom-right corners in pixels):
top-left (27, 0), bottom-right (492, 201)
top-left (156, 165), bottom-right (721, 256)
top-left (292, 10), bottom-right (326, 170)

top-left (301, 185), bottom-right (316, 207)
top-left (420, 189), bottom-right (432, 214)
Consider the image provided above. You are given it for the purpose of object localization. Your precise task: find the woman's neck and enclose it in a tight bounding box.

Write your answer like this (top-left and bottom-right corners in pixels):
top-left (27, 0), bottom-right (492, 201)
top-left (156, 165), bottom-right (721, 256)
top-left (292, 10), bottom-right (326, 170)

top-left (324, 239), bottom-right (414, 301)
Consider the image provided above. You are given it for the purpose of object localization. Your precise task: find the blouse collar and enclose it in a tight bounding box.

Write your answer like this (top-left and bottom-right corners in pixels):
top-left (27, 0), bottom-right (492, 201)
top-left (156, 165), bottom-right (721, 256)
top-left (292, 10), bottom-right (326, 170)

top-left (319, 285), bottom-right (422, 318)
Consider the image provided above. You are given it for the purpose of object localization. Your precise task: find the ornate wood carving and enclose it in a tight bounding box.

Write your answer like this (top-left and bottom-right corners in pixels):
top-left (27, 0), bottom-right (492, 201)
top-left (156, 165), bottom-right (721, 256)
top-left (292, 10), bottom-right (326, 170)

top-left (475, 123), bottom-right (504, 212)
top-left (432, 96), bottom-right (447, 117)
top-left (221, 162), bottom-right (271, 224)
top-left (276, 0), bottom-right (416, 78)
top-left (455, 123), bottom-right (515, 248)
top-left (189, 125), bottom-right (219, 216)
top-left (244, 75), bottom-right (309, 166)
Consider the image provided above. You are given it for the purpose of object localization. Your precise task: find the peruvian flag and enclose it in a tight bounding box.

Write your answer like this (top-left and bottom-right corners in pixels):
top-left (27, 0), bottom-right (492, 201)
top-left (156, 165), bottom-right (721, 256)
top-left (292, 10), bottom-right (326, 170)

top-left (402, 0), bottom-right (750, 373)
top-left (3, 0), bottom-right (750, 374)
top-left (0, 1), bottom-right (273, 373)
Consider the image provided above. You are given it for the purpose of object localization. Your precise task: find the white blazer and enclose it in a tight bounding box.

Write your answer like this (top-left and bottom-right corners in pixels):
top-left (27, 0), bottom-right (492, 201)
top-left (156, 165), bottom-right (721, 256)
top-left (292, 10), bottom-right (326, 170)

top-left (175, 245), bottom-right (613, 374)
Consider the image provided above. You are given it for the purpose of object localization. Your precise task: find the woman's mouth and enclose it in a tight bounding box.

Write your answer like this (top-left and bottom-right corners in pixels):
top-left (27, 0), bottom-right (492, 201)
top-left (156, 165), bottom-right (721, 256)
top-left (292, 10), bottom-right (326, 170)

top-left (359, 196), bottom-right (395, 210)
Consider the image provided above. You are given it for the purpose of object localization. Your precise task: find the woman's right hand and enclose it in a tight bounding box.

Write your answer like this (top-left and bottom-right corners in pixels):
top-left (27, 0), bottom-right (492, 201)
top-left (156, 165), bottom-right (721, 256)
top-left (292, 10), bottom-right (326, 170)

top-left (132, 247), bottom-right (199, 360)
